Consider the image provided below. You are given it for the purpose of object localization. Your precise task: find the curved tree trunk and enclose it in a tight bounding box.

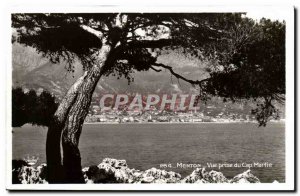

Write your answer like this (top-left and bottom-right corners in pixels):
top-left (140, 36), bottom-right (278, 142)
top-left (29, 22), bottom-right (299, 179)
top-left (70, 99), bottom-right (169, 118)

top-left (61, 68), bottom-right (103, 183)
top-left (46, 44), bottom-right (112, 183)
top-left (46, 72), bottom-right (87, 183)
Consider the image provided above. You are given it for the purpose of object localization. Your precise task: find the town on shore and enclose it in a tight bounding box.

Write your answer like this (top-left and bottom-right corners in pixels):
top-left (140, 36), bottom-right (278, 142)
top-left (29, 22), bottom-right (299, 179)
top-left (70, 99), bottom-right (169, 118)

top-left (85, 107), bottom-right (284, 124)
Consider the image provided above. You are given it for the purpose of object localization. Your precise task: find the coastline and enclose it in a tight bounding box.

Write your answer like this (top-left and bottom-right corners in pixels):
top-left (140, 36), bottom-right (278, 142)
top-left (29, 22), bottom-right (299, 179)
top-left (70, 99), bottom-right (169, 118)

top-left (83, 121), bottom-right (285, 125)
top-left (17, 120), bottom-right (285, 128)
top-left (13, 158), bottom-right (264, 184)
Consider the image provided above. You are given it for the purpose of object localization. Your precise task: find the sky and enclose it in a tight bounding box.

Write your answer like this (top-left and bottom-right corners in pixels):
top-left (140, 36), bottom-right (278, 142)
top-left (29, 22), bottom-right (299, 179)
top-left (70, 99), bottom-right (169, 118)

top-left (246, 10), bottom-right (287, 22)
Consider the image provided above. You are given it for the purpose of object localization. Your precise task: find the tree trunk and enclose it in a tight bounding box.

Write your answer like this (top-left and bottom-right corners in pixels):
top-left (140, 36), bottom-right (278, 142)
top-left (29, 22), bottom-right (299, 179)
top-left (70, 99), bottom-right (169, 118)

top-left (46, 44), bottom-right (112, 183)
top-left (46, 121), bottom-right (64, 183)
top-left (61, 68), bottom-right (101, 183)
top-left (46, 71), bottom-right (87, 183)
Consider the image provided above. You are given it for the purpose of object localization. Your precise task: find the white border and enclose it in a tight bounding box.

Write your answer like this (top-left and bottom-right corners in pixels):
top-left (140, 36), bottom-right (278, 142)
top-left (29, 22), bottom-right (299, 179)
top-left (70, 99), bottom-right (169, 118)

top-left (5, 5), bottom-right (295, 191)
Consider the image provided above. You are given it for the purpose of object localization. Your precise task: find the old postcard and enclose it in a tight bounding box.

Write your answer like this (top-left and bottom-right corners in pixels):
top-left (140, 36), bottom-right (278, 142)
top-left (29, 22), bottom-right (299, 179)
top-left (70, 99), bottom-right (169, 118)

top-left (6, 5), bottom-right (295, 191)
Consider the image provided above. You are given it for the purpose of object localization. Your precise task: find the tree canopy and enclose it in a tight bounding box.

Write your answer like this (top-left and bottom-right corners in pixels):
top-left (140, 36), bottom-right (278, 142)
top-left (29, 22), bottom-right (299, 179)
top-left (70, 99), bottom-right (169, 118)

top-left (12, 13), bottom-right (285, 126)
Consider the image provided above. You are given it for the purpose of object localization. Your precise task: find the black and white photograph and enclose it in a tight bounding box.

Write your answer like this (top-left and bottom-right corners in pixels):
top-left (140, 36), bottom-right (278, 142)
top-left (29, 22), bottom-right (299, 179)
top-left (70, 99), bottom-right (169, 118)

top-left (5, 5), bottom-right (295, 191)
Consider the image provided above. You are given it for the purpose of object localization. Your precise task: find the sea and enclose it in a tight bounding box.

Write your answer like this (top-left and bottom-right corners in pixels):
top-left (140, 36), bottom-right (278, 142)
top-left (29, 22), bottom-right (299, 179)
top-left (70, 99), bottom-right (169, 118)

top-left (12, 122), bottom-right (285, 183)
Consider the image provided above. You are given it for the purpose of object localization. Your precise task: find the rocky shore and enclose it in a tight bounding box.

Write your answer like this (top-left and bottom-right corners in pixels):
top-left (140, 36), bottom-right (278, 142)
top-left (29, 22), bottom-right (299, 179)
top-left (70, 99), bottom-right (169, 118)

top-left (12, 158), bottom-right (262, 184)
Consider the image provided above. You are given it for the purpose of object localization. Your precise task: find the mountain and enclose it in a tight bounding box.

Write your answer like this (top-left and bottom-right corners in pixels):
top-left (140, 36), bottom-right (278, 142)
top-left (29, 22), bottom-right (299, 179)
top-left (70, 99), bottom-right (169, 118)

top-left (12, 44), bottom-right (208, 98)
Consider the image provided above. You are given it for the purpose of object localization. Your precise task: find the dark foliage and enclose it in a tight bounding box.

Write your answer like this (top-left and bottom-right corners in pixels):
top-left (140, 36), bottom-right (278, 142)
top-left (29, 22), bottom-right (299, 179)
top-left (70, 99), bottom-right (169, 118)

top-left (11, 13), bottom-right (243, 72)
top-left (251, 98), bottom-right (280, 127)
top-left (205, 19), bottom-right (285, 97)
top-left (12, 87), bottom-right (58, 127)
top-left (202, 18), bottom-right (285, 126)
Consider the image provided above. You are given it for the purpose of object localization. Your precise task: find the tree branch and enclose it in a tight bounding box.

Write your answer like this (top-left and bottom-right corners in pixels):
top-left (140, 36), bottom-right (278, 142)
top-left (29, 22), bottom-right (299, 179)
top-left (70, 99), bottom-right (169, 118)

top-left (150, 66), bottom-right (162, 72)
top-left (152, 63), bottom-right (209, 87)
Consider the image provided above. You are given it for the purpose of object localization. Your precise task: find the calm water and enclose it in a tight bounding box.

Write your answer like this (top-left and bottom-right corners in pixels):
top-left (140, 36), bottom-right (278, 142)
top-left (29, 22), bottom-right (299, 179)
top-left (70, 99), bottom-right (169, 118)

top-left (12, 123), bottom-right (285, 183)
